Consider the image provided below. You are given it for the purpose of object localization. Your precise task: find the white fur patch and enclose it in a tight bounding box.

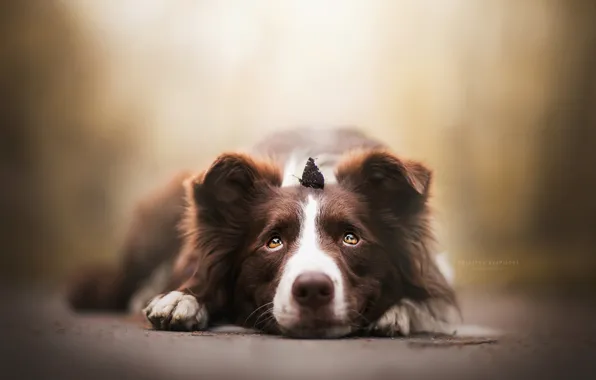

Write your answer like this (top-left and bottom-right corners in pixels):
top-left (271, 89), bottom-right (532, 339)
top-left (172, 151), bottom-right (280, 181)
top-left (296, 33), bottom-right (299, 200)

top-left (371, 301), bottom-right (502, 338)
top-left (272, 195), bottom-right (348, 335)
top-left (370, 299), bottom-right (458, 337)
top-left (435, 251), bottom-right (455, 285)
top-left (143, 291), bottom-right (208, 331)
top-left (373, 304), bottom-right (412, 336)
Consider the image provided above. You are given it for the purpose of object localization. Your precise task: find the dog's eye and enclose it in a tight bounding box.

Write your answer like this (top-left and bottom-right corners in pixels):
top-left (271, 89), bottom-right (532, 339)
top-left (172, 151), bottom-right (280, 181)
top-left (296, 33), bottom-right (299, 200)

top-left (266, 236), bottom-right (283, 249)
top-left (343, 233), bottom-right (359, 245)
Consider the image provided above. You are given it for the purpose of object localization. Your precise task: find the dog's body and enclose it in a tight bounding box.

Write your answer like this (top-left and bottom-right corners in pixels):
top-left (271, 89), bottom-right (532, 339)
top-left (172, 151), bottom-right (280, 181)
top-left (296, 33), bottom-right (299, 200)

top-left (68, 127), bottom-right (459, 338)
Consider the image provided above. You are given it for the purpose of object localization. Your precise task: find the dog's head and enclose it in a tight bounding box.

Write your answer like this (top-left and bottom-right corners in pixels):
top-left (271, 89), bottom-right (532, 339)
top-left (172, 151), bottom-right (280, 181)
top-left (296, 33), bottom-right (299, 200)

top-left (182, 150), bottom-right (455, 338)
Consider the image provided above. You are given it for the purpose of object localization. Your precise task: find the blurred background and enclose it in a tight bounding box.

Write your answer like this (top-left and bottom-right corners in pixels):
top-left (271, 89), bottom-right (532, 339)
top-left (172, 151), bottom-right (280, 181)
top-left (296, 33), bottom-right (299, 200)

top-left (2, 0), bottom-right (595, 291)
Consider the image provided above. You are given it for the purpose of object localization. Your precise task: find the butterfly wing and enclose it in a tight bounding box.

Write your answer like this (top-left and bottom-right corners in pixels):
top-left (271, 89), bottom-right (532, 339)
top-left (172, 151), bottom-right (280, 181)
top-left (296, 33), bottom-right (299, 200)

top-left (300, 157), bottom-right (324, 189)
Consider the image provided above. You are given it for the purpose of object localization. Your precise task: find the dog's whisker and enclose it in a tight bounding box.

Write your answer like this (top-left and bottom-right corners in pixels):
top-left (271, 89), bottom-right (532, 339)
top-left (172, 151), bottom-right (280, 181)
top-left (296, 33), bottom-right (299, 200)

top-left (349, 308), bottom-right (370, 325)
top-left (244, 302), bottom-right (273, 326)
top-left (258, 314), bottom-right (277, 331)
top-left (254, 306), bottom-right (275, 328)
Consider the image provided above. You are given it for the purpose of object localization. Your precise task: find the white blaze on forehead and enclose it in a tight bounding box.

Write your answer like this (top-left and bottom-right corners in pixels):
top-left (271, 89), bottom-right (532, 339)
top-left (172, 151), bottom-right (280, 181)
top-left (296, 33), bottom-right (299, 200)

top-left (300, 195), bottom-right (320, 252)
top-left (272, 195), bottom-right (348, 330)
top-left (288, 195), bottom-right (343, 281)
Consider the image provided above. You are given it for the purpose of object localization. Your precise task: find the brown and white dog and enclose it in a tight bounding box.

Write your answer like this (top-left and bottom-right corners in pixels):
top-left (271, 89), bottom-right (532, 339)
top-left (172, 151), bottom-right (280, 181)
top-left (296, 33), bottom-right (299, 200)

top-left (67, 127), bottom-right (459, 338)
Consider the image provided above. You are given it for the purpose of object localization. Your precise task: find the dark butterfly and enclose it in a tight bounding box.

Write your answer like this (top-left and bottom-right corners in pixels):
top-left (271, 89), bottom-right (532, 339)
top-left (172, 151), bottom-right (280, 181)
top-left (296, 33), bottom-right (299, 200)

top-left (299, 157), bottom-right (324, 189)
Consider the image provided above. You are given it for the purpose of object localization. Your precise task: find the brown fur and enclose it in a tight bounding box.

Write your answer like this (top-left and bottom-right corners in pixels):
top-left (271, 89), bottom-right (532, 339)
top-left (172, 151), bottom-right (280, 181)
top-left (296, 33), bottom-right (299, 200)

top-left (175, 150), bottom-right (454, 334)
top-left (66, 171), bottom-right (191, 311)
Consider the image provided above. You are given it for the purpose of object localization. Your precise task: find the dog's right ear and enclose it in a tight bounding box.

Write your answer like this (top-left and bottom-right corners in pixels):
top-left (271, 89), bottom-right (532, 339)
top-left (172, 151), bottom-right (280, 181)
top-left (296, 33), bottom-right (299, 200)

top-left (180, 153), bottom-right (282, 312)
top-left (336, 149), bottom-right (432, 215)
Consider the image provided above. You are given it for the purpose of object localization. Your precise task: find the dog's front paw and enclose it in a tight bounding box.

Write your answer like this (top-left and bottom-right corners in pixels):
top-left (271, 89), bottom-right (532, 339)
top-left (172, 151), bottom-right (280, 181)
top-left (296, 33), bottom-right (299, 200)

top-left (369, 304), bottom-right (411, 336)
top-left (369, 299), bottom-right (457, 337)
top-left (143, 291), bottom-right (208, 331)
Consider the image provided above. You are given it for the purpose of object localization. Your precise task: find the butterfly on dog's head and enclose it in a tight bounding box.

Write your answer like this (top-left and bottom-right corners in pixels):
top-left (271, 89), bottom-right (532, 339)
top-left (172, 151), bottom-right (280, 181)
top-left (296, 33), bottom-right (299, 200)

top-left (298, 157), bottom-right (324, 190)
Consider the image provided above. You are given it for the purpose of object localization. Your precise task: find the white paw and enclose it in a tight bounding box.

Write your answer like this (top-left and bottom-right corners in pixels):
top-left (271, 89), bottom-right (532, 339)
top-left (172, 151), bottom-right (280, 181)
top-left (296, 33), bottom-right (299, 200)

top-left (369, 299), bottom-right (457, 337)
top-left (370, 304), bottom-right (411, 336)
top-left (143, 291), bottom-right (208, 331)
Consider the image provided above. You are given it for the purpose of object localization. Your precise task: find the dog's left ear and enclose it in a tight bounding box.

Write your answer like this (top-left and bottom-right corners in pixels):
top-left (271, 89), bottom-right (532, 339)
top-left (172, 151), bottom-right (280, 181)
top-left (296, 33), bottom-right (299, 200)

top-left (336, 150), bottom-right (432, 213)
top-left (337, 150), bottom-right (457, 307)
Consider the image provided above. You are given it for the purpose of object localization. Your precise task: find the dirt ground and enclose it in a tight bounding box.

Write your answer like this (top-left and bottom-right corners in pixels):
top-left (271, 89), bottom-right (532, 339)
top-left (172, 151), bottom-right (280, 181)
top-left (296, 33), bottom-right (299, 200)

top-left (1, 287), bottom-right (595, 380)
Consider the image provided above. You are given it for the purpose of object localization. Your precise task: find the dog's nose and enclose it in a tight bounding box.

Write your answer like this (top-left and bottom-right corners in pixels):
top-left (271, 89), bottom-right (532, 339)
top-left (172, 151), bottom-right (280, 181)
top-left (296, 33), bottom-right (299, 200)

top-left (292, 271), bottom-right (334, 308)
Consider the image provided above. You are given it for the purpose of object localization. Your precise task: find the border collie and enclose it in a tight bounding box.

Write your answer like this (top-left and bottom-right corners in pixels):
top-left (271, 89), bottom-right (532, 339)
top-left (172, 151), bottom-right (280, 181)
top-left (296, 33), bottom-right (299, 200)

top-left (67, 127), bottom-right (459, 338)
